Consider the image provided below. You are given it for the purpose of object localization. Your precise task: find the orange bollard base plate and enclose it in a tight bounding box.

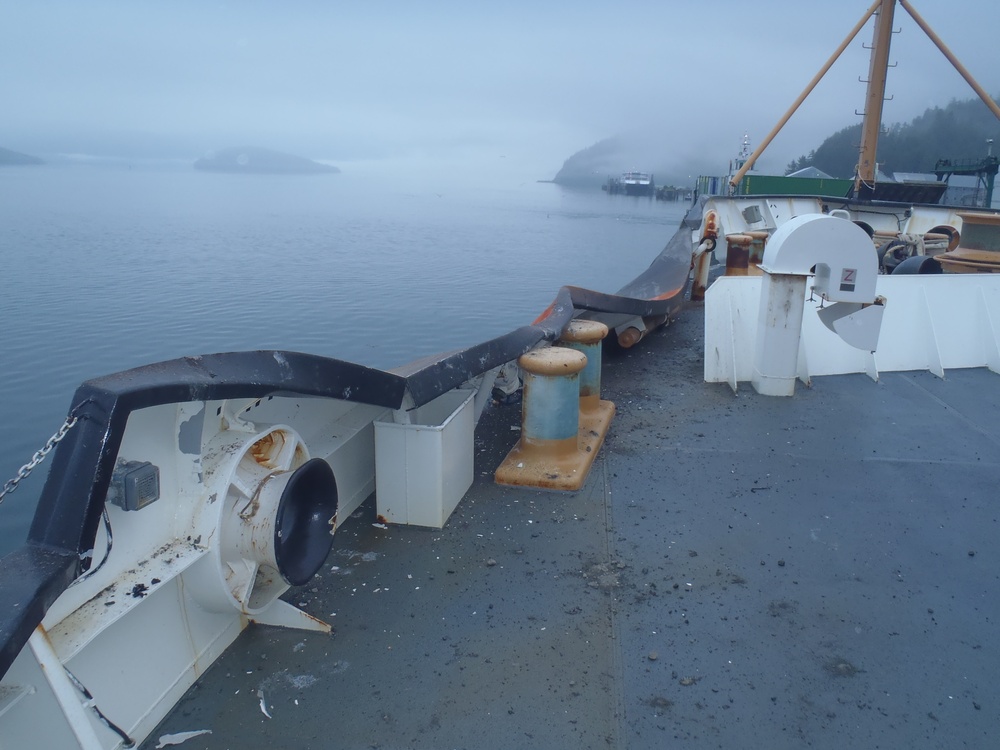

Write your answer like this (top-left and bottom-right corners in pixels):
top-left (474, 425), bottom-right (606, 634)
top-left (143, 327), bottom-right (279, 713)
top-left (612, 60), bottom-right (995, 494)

top-left (494, 400), bottom-right (615, 491)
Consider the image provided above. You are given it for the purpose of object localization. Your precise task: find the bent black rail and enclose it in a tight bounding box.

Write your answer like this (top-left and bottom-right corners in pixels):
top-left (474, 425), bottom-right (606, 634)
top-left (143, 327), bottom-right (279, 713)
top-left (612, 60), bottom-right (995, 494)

top-left (0, 240), bottom-right (692, 679)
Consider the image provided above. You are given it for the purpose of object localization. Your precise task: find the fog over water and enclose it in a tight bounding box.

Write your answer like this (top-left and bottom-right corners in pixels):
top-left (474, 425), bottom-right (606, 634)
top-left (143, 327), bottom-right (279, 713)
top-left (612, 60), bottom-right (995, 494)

top-left (3, 1), bottom-right (998, 181)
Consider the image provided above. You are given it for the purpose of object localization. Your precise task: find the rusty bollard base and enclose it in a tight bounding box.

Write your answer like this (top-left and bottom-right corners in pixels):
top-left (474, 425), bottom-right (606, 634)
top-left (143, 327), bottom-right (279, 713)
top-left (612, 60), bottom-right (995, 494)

top-left (579, 397), bottom-right (615, 458)
top-left (494, 402), bottom-right (614, 491)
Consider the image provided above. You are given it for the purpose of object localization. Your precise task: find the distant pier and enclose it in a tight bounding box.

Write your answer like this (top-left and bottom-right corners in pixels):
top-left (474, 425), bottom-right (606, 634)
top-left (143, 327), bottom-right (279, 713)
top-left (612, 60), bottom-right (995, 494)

top-left (602, 174), bottom-right (690, 201)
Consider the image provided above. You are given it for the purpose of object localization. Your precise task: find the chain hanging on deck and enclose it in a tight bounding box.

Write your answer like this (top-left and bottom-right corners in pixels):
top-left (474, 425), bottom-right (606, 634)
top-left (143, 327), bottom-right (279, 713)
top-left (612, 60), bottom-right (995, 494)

top-left (0, 415), bottom-right (79, 504)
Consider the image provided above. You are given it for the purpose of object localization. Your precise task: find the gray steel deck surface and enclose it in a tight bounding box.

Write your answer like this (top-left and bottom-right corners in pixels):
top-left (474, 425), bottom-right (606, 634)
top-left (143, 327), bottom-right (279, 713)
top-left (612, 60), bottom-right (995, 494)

top-left (144, 305), bottom-right (1000, 749)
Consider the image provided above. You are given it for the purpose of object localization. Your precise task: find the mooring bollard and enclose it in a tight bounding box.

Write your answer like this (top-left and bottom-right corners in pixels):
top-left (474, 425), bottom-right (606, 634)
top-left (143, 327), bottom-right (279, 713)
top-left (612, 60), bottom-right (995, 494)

top-left (557, 319), bottom-right (616, 446)
top-left (511, 346), bottom-right (586, 452)
top-left (557, 320), bottom-right (607, 410)
top-left (495, 330), bottom-right (614, 491)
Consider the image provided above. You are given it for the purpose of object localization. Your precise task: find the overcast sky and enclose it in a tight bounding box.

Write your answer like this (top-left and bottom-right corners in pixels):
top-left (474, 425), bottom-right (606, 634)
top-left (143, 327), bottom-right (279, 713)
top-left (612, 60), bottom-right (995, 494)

top-left (3, 1), bottom-right (998, 178)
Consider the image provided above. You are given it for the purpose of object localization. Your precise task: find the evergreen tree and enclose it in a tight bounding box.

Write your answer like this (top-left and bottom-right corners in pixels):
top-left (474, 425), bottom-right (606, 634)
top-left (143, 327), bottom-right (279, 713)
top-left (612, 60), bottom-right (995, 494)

top-left (785, 95), bottom-right (1000, 177)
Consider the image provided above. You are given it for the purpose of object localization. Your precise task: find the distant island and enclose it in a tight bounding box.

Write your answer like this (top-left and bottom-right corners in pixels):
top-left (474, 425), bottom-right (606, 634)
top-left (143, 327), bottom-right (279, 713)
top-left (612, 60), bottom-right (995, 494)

top-left (0, 146), bottom-right (43, 166)
top-left (194, 146), bottom-right (339, 175)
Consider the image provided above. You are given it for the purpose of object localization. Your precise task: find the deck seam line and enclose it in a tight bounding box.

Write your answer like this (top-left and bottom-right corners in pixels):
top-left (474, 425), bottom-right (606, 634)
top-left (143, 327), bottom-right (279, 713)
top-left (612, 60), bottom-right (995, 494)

top-left (897, 372), bottom-right (1000, 449)
top-left (599, 453), bottom-right (626, 750)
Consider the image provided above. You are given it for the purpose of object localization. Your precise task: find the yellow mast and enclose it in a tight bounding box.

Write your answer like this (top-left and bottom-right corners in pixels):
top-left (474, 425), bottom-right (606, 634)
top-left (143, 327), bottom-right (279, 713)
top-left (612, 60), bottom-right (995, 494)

top-left (728, 0), bottom-right (880, 192)
top-left (897, 0), bottom-right (1000, 122)
top-left (854, 0), bottom-right (897, 198)
top-left (729, 0), bottom-right (1000, 197)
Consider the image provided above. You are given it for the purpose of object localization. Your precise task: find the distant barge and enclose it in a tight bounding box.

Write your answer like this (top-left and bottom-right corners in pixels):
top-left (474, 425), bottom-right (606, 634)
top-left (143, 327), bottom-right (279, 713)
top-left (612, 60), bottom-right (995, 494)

top-left (605, 170), bottom-right (655, 196)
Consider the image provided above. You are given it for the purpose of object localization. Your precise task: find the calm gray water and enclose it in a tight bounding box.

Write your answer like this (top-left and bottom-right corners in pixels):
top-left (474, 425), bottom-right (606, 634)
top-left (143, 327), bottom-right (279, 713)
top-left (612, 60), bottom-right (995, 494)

top-left (0, 161), bottom-right (686, 554)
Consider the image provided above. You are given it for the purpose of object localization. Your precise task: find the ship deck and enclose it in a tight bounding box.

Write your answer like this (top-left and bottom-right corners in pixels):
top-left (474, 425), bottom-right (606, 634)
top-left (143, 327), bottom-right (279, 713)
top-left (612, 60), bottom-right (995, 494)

top-left (143, 300), bottom-right (1000, 749)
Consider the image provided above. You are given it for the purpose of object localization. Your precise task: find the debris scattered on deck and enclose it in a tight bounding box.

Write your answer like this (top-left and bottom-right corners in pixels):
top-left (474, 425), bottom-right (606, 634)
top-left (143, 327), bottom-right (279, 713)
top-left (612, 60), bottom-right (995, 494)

top-left (257, 690), bottom-right (271, 719)
top-left (155, 730), bottom-right (212, 748)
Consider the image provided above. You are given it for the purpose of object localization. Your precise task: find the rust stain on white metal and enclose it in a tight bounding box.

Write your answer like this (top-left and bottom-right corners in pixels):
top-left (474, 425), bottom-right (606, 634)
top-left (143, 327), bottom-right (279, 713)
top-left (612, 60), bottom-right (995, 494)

top-left (250, 431), bottom-right (286, 468)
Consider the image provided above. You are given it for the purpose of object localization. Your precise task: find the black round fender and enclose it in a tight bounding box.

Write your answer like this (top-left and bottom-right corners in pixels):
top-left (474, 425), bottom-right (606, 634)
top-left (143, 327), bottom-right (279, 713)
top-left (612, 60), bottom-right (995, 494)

top-left (891, 255), bottom-right (943, 275)
top-left (275, 458), bottom-right (338, 586)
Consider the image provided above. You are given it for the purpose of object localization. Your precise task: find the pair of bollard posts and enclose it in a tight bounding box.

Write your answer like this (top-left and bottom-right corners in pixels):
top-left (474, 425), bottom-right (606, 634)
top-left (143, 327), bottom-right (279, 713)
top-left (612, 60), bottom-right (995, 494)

top-left (494, 319), bottom-right (615, 491)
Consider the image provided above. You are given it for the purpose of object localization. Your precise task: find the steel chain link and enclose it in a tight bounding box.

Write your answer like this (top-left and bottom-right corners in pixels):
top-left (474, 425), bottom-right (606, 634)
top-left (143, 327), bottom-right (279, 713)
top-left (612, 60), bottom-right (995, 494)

top-left (0, 415), bottom-right (79, 504)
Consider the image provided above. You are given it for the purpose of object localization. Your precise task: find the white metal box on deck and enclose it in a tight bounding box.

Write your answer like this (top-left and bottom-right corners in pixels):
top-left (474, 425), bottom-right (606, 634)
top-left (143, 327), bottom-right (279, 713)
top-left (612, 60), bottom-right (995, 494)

top-left (374, 389), bottom-right (475, 528)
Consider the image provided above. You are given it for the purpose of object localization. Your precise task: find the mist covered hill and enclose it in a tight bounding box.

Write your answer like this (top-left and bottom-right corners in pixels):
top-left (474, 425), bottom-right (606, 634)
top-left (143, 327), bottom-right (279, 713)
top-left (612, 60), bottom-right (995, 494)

top-left (0, 146), bottom-right (43, 166)
top-left (193, 146), bottom-right (340, 174)
top-left (554, 95), bottom-right (1000, 188)
top-left (550, 134), bottom-right (715, 190)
